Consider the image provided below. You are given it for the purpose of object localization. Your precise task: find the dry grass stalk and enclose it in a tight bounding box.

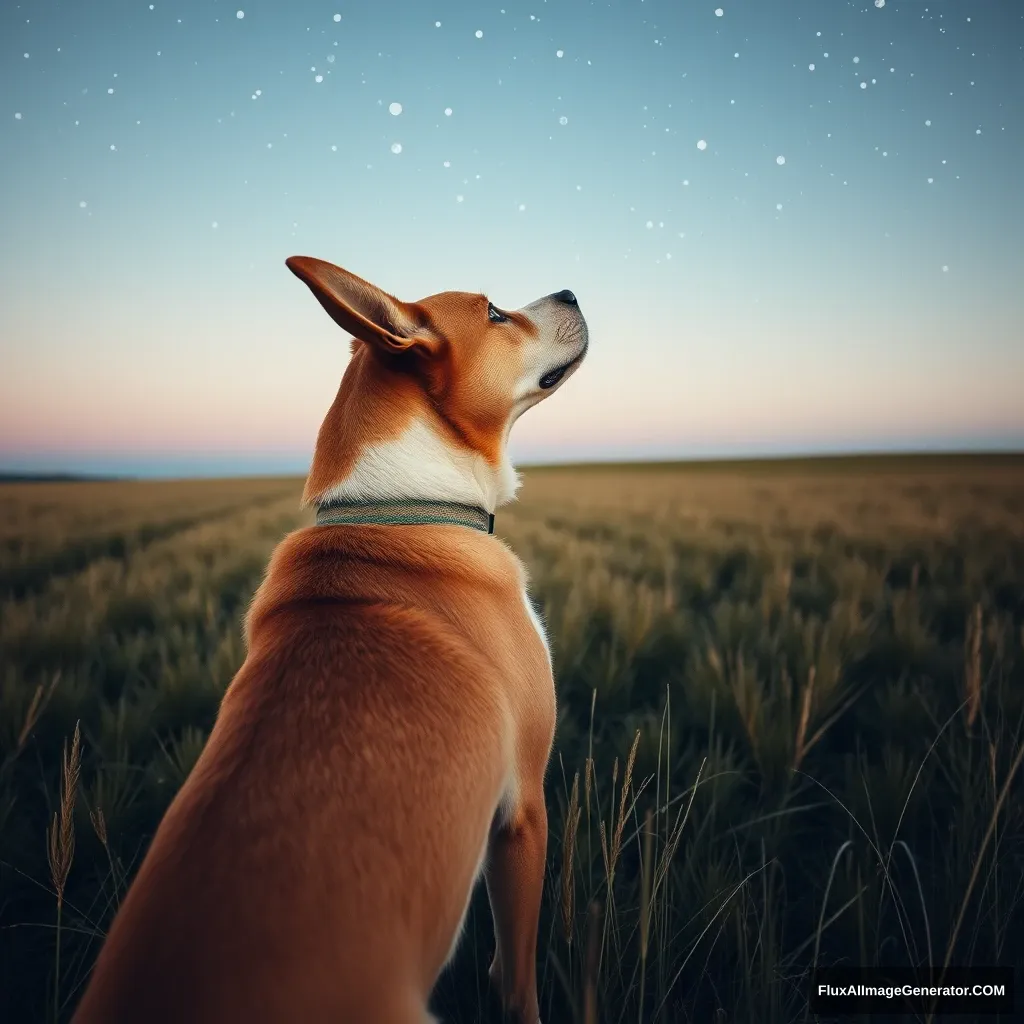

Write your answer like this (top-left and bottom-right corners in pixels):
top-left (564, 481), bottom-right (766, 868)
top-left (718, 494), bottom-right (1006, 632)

top-left (46, 721), bottom-right (81, 1024)
top-left (707, 644), bottom-right (723, 679)
top-left (598, 756), bottom-right (618, 952)
top-left (638, 807), bottom-right (655, 1024)
top-left (599, 819), bottom-right (610, 884)
top-left (794, 678), bottom-right (867, 774)
top-left (610, 731), bottom-right (641, 885)
top-left (47, 722), bottom-right (81, 906)
top-left (585, 688), bottom-right (596, 890)
top-left (583, 900), bottom-right (603, 1024)
top-left (89, 806), bottom-right (107, 848)
top-left (89, 804), bottom-right (121, 909)
top-left (639, 807), bottom-right (654, 961)
top-left (653, 758), bottom-right (706, 898)
top-left (17, 673), bottom-right (60, 750)
top-left (964, 603), bottom-right (982, 730)
top-left (792, 665), bottom-right (816, 772)
top-left (2, 672), bottom-right (61, 780)
top-left (561, 771), bottom-right (581, 946)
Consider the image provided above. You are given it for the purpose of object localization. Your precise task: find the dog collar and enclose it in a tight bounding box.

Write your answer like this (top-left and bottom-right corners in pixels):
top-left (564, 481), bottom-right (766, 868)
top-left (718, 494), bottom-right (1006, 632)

top-left (316, 499), bottom-right (495, 535)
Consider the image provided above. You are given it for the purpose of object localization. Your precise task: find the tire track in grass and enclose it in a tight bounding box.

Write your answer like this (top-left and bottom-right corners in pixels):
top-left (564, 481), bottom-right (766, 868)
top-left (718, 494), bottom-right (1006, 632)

top-left (3, 499), bottom-right (308, 686)
top-left (0, 492), bottom-right (295, 601)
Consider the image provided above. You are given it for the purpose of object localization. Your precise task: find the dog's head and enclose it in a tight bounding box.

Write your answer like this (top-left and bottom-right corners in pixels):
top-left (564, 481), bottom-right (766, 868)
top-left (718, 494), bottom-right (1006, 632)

top-left (286, 256), bottom-right (588, 509)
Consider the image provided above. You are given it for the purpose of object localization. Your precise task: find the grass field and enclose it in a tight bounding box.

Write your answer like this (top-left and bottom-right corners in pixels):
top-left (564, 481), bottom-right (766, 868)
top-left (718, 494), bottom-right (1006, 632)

top-left (1, 456), bottom-right (1023, 1023)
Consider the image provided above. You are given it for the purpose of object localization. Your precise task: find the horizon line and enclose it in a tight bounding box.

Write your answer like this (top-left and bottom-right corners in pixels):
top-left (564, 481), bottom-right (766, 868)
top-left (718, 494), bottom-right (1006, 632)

top-left (2, 448), bottom-right (1022, 485)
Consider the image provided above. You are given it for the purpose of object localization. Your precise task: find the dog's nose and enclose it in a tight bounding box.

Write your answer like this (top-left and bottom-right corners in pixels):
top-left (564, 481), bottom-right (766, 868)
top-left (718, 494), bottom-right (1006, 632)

top-left (552, 289), bottom-right (578, 306)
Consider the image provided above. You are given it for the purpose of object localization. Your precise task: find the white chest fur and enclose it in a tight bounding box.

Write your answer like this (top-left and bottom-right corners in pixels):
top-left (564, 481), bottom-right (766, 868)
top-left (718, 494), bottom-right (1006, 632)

top-left (313, 416), bottom-right (521, 513)
top-left (522, 588), bottom-right (551, 669)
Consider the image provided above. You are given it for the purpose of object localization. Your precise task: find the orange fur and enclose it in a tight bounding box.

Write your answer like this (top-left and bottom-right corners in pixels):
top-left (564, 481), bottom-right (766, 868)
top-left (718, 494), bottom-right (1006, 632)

top-left (72, 257), bottom-right (588, 1024)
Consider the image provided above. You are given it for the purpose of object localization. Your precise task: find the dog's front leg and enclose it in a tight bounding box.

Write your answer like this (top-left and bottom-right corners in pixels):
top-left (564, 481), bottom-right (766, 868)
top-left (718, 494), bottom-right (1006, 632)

top-left (485, 796), bottom-right (548, 1023)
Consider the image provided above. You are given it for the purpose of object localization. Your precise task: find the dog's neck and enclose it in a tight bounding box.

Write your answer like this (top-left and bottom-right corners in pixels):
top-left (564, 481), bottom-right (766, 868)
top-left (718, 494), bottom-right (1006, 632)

top-left (303, 348), bottom-right (520, 515)
top-left (312, 416), bottom-right (519, 514)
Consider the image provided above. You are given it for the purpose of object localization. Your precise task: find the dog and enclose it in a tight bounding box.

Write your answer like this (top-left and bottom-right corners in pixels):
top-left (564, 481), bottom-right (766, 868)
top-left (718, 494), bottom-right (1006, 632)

top-left (71, 256), bottom-right (589, 1023)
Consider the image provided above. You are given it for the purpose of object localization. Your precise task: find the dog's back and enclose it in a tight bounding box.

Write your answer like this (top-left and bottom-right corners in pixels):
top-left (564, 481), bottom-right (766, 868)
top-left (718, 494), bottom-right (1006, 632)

top-left (73, 524), bottom-right (551, 1023)
top-left (73, 255), bottom-right (587, 1023)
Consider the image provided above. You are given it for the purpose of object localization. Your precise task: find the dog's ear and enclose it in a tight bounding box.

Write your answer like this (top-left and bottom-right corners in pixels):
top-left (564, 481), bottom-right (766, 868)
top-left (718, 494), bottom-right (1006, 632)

top-left (286, 256), bottom-right (439, 355)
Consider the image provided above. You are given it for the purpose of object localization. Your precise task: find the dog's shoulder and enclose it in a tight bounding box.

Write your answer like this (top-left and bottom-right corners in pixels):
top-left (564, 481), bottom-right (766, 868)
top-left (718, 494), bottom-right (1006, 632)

top-left (245, 525), bottom-right (529, 642)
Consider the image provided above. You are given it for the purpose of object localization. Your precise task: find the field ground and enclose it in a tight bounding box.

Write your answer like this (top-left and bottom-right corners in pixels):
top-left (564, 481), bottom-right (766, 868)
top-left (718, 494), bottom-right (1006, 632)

top-left (1, 455), bottom-right (1023, 1022)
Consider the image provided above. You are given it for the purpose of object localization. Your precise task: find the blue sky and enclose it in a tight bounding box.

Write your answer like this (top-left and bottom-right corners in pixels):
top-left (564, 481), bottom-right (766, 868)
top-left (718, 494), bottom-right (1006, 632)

top-left (2, 0), bottom-right (1022, 476)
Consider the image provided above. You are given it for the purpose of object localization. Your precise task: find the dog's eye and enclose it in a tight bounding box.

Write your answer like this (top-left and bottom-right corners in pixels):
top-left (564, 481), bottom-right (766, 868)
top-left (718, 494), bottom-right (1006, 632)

top-left (487, 303), bottom-right (508, 324)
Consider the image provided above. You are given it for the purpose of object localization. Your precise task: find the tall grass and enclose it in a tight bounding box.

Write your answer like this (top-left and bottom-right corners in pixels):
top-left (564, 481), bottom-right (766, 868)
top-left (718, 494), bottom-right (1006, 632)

top-left (1, 459), bottom-right (1022, 1022)
top-left (45, 723), bottom-right (80, 1024)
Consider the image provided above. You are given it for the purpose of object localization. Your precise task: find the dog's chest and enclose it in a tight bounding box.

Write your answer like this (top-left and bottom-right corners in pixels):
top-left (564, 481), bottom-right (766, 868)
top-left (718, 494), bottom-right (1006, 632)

top-left (521, 589), bottom-right (551, 669)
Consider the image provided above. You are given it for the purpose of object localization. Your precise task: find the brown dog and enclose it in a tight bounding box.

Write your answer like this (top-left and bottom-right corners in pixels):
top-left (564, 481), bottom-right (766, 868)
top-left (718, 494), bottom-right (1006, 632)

top-left (71, 256), bottom-right (589, 1023)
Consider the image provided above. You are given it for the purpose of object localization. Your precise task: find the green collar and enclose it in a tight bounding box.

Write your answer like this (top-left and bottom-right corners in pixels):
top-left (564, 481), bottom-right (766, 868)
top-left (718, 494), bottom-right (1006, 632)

top-left (316, 498), bottom-right (495, 535)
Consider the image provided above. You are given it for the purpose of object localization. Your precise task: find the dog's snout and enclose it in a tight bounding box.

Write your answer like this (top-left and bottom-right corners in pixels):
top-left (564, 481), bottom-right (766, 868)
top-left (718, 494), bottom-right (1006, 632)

top-left (552, 289), bottom-right (578, 306)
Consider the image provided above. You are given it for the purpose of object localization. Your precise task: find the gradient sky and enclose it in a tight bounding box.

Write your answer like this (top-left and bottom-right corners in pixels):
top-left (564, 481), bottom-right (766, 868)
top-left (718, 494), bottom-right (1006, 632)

top-left (2, 0), bottom-right (1022, 476)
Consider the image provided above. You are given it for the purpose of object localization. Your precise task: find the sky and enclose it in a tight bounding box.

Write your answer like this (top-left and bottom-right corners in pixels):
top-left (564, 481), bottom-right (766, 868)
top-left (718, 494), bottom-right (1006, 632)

top-left (1, 0), bottom-right (1022, 477)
